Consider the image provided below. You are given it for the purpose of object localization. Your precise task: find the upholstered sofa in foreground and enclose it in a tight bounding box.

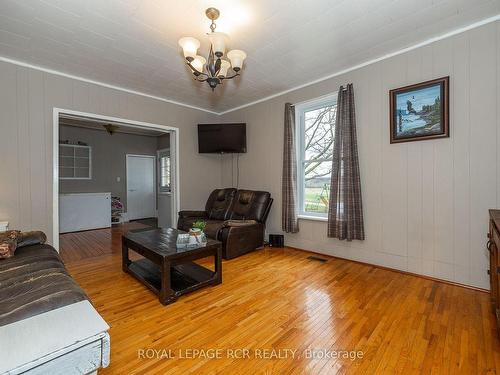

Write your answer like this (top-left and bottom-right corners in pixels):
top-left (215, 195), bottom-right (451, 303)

top-left (178, 188), bottom-right (273, 259)
top-left (0, 232), bottom-right (110, 375)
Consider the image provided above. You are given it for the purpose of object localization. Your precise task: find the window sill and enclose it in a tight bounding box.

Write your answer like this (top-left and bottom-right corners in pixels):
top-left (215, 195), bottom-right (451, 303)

top-left (298, 215), bottom-right (328, 222)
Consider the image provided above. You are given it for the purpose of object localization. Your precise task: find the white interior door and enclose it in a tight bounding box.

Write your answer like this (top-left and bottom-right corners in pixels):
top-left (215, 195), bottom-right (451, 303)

top-left (126, 155), bottom-right (156, 220)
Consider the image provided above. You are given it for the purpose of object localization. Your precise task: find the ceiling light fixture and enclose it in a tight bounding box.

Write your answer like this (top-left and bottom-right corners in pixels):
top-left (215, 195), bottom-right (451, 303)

top-left (103, 124), bottom-right (119, 135)
top-left (178, 7), bottom-right (246, 91)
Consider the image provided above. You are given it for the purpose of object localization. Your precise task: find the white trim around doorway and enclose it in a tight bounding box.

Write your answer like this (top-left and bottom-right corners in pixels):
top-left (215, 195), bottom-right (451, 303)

top-left (53, 108), bottom-right (181, 251)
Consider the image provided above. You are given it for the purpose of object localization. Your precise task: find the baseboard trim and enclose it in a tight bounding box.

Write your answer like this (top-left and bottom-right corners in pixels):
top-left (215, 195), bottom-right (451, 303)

top-left (284, 245), bottom-right (489, 294)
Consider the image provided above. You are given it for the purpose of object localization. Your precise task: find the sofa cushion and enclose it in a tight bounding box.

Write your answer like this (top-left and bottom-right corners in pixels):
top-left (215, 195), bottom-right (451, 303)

top-left (178, 218), bottom-right (225, 240)
top-left (0, 244), bottom-right (88, 327)
top-left (229, 190), bottom-right (271, 222)
top-left (206, 188), bottom-right (236, 221)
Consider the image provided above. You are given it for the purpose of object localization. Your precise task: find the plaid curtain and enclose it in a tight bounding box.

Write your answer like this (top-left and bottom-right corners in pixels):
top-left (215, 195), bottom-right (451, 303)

top-left (282, 103), bottom-right (299, 233)
top-left (328, 84), bottom-right (364, 240)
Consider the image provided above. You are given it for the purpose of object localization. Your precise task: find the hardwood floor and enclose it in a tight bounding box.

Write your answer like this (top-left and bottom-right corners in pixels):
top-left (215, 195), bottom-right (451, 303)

top-left (60, 225), bottom-right (500, 374)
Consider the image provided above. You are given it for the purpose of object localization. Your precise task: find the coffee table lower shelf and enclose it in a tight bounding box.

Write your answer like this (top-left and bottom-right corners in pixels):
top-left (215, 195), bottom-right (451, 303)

top-left (127, 259), bottom-right (218, 301)
top-left (122, 228), bottom-right (222, 305)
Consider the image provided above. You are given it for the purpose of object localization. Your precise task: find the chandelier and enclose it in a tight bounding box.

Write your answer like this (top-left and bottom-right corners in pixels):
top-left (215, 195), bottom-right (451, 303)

top-left (178, 7), bottom-right (247, 91)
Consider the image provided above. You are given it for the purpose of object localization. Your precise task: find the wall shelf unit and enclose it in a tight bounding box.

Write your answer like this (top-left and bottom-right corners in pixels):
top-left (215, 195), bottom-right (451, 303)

top-left (59, 144), bottom-right (92, 180)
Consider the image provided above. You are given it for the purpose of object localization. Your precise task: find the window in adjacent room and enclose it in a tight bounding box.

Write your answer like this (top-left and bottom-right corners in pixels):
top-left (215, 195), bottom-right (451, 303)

top-left (158, 150), bottom-right (171, 193)
top-left (296, 94), bottom-right (337, 218)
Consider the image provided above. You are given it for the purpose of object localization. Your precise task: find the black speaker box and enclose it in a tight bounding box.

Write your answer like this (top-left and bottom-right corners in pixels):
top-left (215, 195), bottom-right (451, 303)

top-left (269, 234), bottom-right (284, 248)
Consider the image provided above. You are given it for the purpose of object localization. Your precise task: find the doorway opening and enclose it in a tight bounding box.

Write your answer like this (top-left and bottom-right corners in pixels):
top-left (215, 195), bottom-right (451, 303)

top-left (52, 108), bottom-right (179, 251)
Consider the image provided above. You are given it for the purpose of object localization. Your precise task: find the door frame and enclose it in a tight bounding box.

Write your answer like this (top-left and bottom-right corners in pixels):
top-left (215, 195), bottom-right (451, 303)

top-left (53, 108), bottom-right (180, 251)
top-left (126, 154), bottom-right (157, 221)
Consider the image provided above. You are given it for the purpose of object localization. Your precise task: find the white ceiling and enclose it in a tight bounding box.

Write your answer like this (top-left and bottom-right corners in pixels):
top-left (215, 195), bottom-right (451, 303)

top-left (1, 0), bottom-right (499, 113)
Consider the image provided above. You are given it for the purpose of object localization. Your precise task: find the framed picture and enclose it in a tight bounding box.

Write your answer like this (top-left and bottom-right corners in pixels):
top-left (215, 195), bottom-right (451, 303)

top-left (389, 76), bottom-right (449, 143)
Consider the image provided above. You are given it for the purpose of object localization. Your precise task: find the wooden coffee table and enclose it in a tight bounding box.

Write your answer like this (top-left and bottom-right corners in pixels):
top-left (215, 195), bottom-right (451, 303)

top-left (122, 228), bottom-right (222, 305)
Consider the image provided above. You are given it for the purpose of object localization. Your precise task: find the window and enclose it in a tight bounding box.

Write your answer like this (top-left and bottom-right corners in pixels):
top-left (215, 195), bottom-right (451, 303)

top-left (296, 94), bottom-right (337, 218)
top-left (59, 144), bottom-right (92, 180)
top-left (158, 149), bottom-right (171, 193)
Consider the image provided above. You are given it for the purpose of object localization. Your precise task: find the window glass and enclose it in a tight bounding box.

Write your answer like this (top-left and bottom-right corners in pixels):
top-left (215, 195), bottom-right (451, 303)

top-left (296, 96), bottom-right (337, 217)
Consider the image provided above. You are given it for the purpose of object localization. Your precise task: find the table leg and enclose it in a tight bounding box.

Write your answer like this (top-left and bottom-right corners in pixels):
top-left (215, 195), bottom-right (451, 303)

top-left (122, 238), bottom-right (131, 272)
top-left (159, 259), bottom-right (175, 305)
top-left (214, 247), bottom-right (222, 284)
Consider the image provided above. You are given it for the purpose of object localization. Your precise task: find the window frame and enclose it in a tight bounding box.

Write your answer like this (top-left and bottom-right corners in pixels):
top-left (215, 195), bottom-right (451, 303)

top-left (58, 144), bottom-right (92, 180)
top-left (157, 148), bottom-right (171, 194)
top-left (295, 93), bottom-right (337, 219)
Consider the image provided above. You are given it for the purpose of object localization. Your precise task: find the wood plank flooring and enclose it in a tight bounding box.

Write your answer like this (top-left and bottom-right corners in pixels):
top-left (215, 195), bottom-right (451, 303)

top-left (60, 224), bottom-right (500, 374)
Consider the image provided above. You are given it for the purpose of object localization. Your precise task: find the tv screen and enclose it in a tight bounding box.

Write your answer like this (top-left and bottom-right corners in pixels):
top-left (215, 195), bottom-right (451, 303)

top-left (198, 123), bottom-right (247, 153)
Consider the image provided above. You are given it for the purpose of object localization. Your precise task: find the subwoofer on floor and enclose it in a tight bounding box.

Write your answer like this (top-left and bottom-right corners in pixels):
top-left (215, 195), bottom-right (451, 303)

top-left (268, 234), bottom-right (284, 248)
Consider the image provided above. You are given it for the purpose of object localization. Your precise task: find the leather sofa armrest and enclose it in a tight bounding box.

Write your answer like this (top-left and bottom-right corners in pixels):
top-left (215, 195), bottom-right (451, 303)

top-left (16, 231), bottom-right (47, 248)
top-left (178, 210), bottom-right (208, 219)
top-left (224, 222), bottom-right (263, 234)
top-left (223, 219), bottom-right (258, 228)
top-left (221, 222), bottom-right (265, 259)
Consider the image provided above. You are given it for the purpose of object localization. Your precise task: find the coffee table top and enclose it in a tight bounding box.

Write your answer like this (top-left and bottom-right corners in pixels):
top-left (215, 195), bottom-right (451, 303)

top-left (123, 228), bottom-right (221, 260)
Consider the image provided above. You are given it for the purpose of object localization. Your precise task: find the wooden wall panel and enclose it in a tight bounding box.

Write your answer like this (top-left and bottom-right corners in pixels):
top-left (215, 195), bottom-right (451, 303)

top-left (27, 69), bottom-right (48, 234)
top-left (380, 55), bottom-right (408, 259)
top-left (0, 63), bottom-right (20, 229)
top-left (220, 21), bottom-right (500, 289)
top-left (406, 49), bottom-right (423, 275)
top-left (469, 25), bottom-right (497, 287)
top-left (452, 32), bottom-right (471, 286)
top-left (16, 67), bottom-right (32, 231)
top-left (431, 39), bottom-right (454, 281)
top-left (0, 62), bottom-right (218, 244)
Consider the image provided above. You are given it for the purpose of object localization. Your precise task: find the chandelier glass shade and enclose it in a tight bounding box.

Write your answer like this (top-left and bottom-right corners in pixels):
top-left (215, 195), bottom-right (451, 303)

top-left (178, 8), bottom-right (246, 91)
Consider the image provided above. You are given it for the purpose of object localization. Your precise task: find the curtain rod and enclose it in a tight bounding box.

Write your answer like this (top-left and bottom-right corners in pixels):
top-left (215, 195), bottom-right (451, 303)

top-left (292, 84), bottom-right (350, 107)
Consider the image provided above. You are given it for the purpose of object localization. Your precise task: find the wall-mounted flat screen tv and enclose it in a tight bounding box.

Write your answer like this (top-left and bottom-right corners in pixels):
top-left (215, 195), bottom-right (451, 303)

top-left (198, 123), bottom-right (247, 153)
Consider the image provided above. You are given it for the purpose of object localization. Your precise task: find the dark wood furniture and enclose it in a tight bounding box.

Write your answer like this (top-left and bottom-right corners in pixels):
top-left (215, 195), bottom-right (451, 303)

top-left (488, 210), bottom-right (500, 332)
top-left (122, 228), bottom-right (222, 305)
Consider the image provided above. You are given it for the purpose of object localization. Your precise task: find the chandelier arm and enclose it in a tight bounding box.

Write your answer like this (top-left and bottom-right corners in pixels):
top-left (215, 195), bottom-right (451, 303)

top-left (220, 73), bottom-right (240, 81)
top-left (186, 61), bottom-right (208, 77)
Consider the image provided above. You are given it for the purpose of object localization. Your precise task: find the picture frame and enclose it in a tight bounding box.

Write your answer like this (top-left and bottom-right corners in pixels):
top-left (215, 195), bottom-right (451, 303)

top-left (389, 76), bottom-right (449, 143)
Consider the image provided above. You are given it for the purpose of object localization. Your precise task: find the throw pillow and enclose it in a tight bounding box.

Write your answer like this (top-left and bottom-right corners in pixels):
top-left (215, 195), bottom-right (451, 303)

top-left (0, 230), bottom-right (20, 259)
top-left (0, 239), bottom-right (17, 259)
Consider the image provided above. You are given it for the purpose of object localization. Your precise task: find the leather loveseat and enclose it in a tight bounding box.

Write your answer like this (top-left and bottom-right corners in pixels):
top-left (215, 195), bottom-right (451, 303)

top-left (0, 232), bottom-right (88, 327)
top-left (0, 231), bottom-right (111, 374)
top-left (178, 188), bottom-right (273, 259)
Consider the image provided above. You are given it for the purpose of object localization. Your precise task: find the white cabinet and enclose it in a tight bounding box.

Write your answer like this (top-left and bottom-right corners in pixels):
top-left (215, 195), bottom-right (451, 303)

top-left (59, 193), bottom-right (111, 233)
top-left (0, 301), bottom-right (110, 374)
